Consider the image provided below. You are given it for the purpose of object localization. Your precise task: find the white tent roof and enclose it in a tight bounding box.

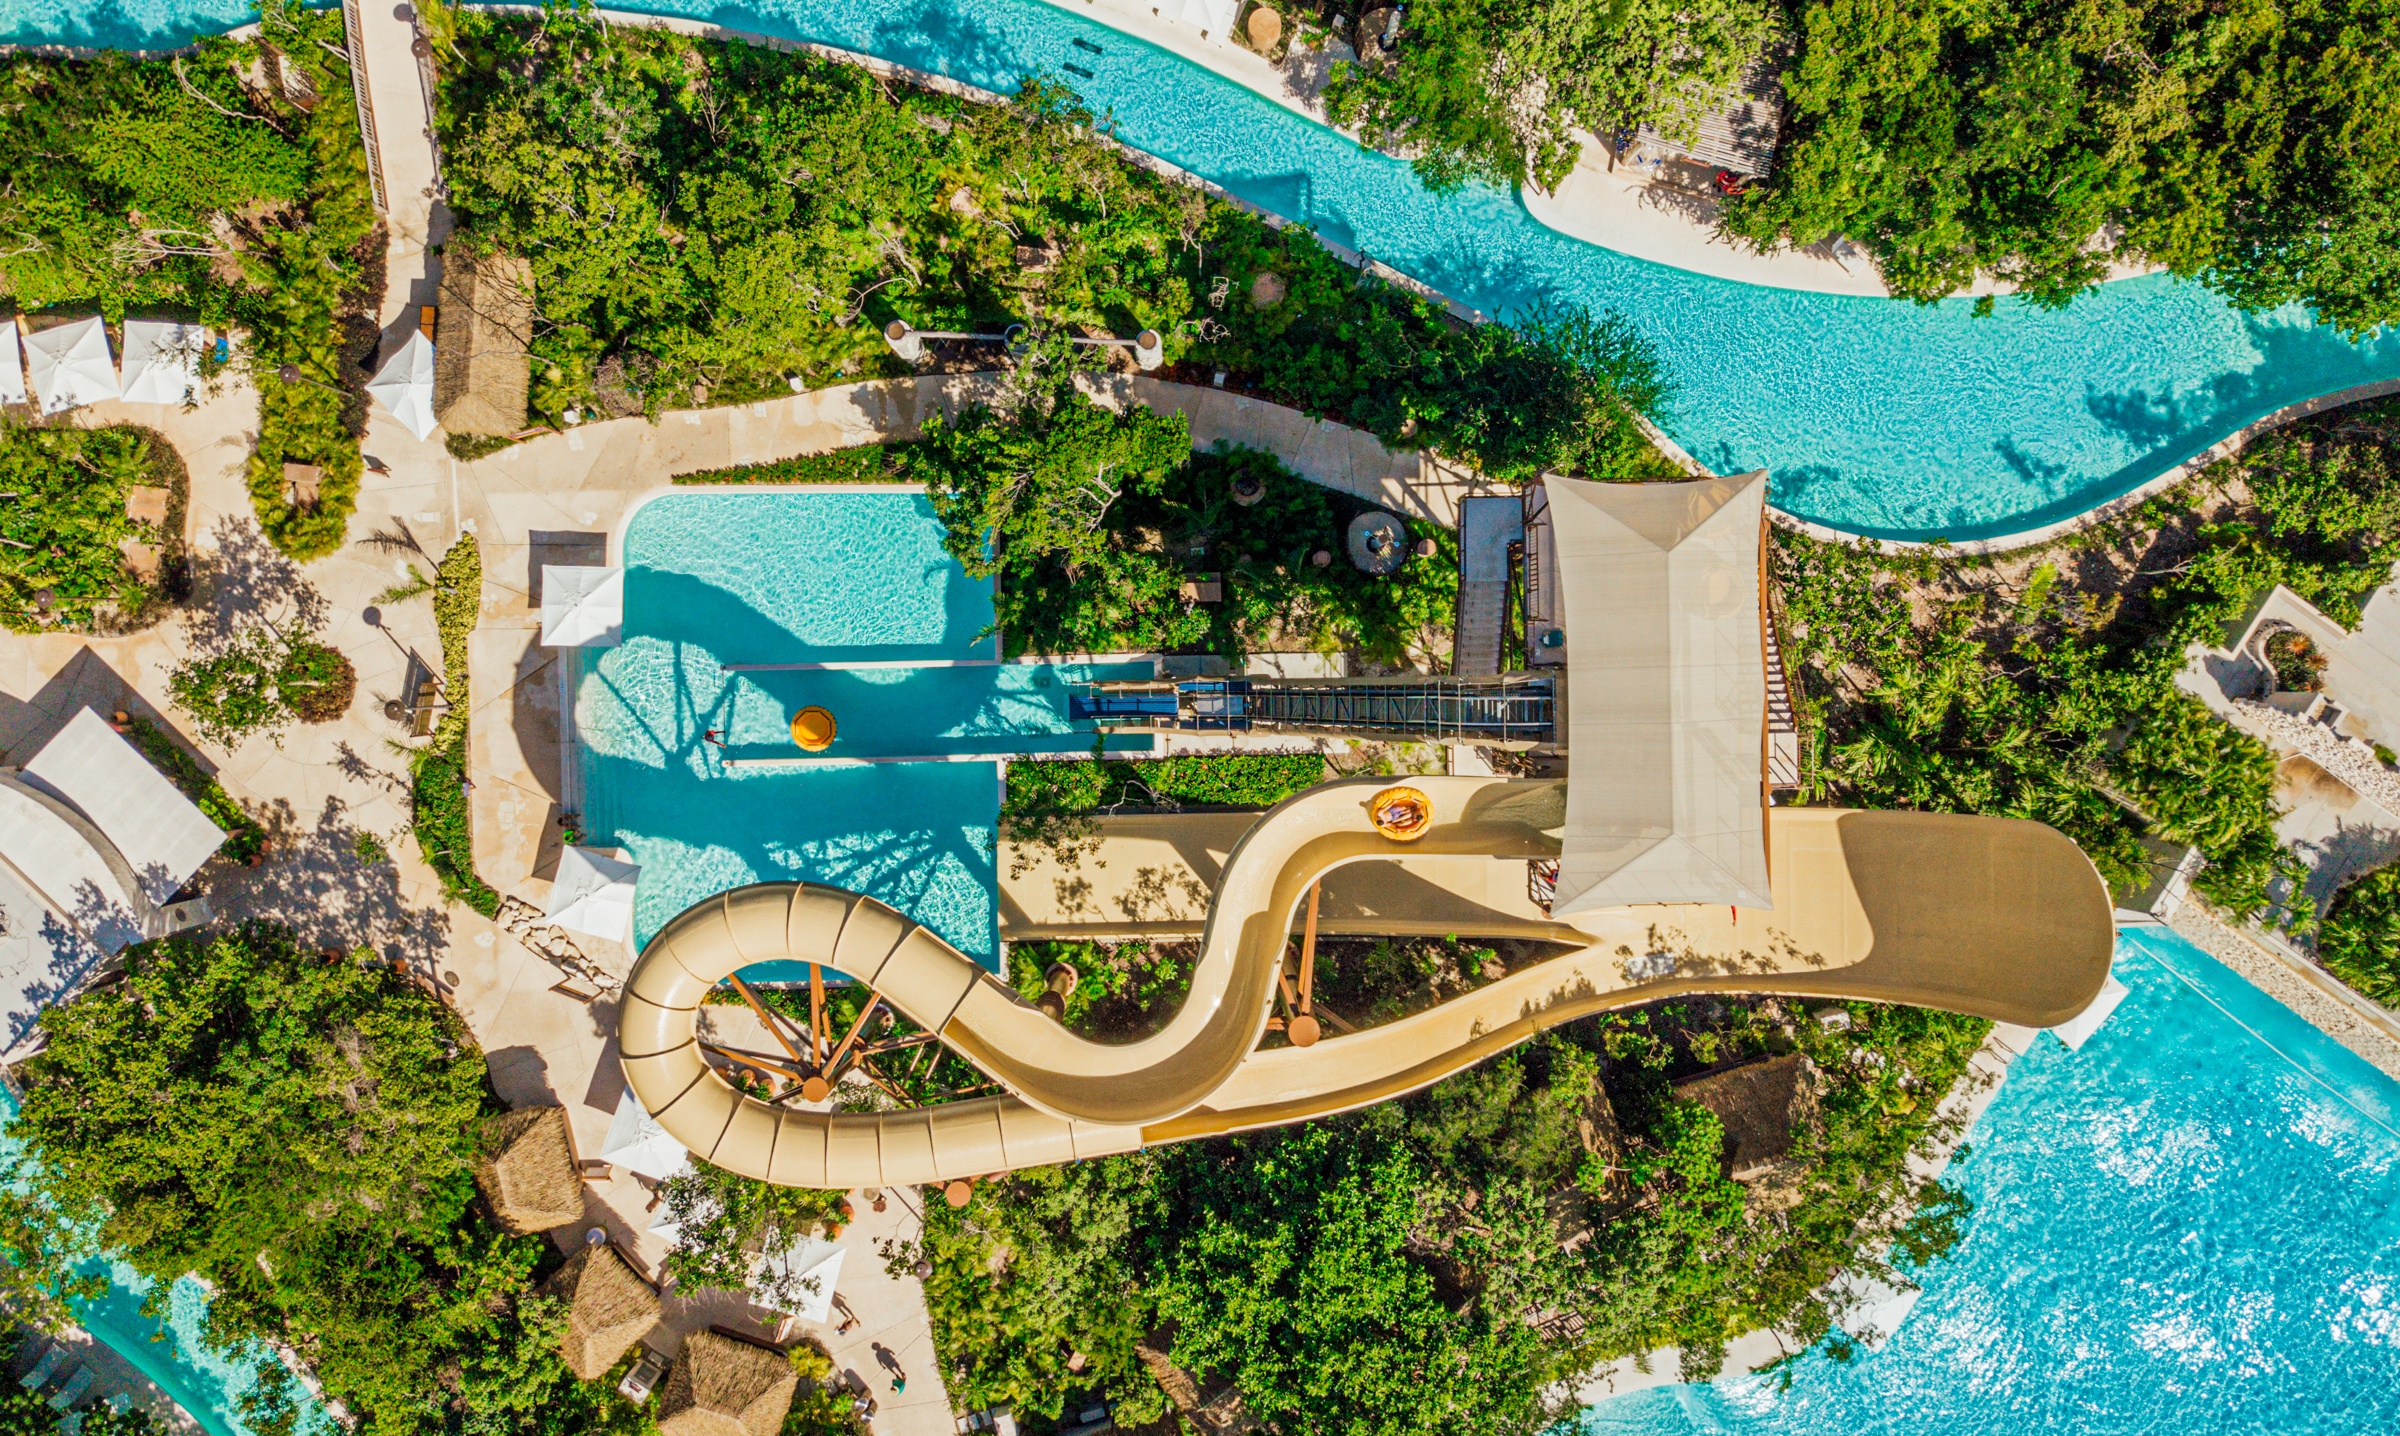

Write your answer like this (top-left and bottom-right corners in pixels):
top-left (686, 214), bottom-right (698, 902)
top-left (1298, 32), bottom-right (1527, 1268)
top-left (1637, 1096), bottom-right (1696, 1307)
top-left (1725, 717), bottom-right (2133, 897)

top-left (0, 325), bottom-right (24, 406)
top-left (1168, 0), bottom-right (1241, 34)
top-left (540, 566), bottom-right (624, 648)
top-left (367, 330), bottom-right (438, 440)
top-left (546, 845), bottom-right (639, 945)
top-left (600, 1085), bottom-right (693, 1181)
top-left (21, 316), bottom-right (119, 415)
top-left (119, 319), bottom-right (207, 406)
top-left (0, 770), bottom-right (153, 1056)
top-left (22, 708), bottom-right (226, 906)
top-left (751, 1236), bottom-right (846, 1322)
top-left (1550, 473), bottom-right (1771, 914)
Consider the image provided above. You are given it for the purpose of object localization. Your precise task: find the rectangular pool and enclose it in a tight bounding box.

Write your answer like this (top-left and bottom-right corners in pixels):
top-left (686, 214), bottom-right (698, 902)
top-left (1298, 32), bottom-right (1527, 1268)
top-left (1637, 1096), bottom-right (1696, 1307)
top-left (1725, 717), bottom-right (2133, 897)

top-left (577, 490), bottom-right (1151, 964)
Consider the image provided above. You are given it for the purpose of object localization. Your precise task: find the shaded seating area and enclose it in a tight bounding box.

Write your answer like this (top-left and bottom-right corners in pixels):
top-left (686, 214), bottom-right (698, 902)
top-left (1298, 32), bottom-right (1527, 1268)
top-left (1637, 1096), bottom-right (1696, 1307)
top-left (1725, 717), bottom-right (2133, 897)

top-left (541, 1242), bottom-right (661, 1380)
top-left (473, 1105), bottom-right (585, 1234)
top-left (656, 1330), bottom-right (797, 1436)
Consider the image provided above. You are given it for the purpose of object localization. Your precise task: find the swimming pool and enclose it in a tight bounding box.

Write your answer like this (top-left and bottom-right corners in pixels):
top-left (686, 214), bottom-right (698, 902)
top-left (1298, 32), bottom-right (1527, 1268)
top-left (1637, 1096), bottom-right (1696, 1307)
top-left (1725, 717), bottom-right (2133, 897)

top-left (6, 1), bottom-right (2397, 539)
top-left (566, 0), bottom-right (2397, 541)
top-left (577, 490), bottom-right (1151, 957)
top-left (1582, 927), bottom-right (2400, 1435)
top-left (0, 1087), bottom-right (322, 1436)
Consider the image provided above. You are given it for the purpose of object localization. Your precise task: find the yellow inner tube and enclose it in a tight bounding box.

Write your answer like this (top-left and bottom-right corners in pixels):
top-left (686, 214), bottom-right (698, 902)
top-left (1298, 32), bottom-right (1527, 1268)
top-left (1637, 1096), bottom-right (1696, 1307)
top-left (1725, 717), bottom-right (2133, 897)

top-left (790, 706), bottom-right (837, 752)
top-left (1369, 785), bottom-right (1432, 841)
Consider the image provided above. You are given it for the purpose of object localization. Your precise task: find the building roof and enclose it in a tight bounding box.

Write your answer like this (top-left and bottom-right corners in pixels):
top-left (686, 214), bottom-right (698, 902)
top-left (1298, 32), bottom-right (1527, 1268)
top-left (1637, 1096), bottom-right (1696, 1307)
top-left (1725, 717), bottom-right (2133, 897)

top-left (1548, 473), bottom-right (1770, 914)
top-left (1634, 45), bottom-right (1788, 178)
top-left (1670, 1052), bottom-right (1817, 1179)
top-left (475, 1105), bottom-right (586, 1235)
top-left (657, 1330), bottom-right (798, 1436)
top-left (22, 707), bottom-right (226, 905)
top-left (543, 1243), bottom-right (661, 1380)
top-left (0, 769), bottom-right (155, 1056)
top-left (433, 251), bottom-right (534, 437)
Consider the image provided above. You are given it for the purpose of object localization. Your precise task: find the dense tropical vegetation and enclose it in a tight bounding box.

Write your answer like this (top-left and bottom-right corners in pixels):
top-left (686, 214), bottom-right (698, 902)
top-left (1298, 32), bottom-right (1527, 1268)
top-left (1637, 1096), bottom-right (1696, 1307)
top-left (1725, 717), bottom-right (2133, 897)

top-left (1323, 0), bottom-right (1781, 193)
top-left (0, 924), bottom-right (641, 1436)
top-left (0, 423), bottom-right (185, 631)
top-left (1312, 0), bottom-right (2400, 329)
top-left (917, 390), bottom-right (1460, 662)
top-left (0, 3), bottom-right (380, 557)
top-left (432, 5), bottom-right (1671, 480)
top-left (905, 986), bottom-right (1987, 1434)
top-left (1781, 397), bottom-right (2400, 920)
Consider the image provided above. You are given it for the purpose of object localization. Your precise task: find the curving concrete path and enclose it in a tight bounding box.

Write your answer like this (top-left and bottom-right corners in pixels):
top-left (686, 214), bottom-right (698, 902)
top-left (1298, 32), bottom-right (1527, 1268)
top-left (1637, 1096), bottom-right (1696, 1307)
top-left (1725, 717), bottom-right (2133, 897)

top-left (618, 778), bottom-right (2115, 1188)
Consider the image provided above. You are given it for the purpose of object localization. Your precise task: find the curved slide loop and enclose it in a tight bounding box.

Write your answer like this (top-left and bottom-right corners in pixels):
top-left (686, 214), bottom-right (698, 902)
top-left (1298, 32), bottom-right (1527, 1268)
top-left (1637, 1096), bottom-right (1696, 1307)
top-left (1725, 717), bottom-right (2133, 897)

top-left (618, 780), bottom-right (2116, 1189)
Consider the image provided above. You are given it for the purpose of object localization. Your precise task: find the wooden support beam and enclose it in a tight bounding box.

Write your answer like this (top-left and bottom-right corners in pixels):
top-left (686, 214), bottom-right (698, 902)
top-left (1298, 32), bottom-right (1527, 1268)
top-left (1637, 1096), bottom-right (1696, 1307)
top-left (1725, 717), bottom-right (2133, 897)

top-left (823, 996), bottom-right (882, 1079)
top-left (1298, 881), bottom-right (1321, 1016)
top-left (729, 974), bottom-right (808, 1065)
top-left (808, 962), bottom-right (828, 1064)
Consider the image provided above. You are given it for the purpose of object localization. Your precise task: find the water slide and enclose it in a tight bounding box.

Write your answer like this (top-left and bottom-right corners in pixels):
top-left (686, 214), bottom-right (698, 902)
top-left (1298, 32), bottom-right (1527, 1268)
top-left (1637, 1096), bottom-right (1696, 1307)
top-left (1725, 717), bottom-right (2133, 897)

top-left (615, 778), bottom-right (2116, 1188)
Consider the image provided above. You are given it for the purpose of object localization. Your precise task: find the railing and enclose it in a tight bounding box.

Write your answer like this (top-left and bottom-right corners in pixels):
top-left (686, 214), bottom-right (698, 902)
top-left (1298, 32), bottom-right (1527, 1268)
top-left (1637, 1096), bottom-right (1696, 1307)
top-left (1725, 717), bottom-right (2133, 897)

top-left (341, 0), bottom-right (388, 213)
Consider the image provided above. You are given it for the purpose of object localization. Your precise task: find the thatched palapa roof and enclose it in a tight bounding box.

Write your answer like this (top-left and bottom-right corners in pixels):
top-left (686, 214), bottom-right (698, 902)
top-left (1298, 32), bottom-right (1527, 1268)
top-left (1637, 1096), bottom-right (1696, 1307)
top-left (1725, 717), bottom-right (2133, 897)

top-left (542, 1242), bottom-right (662, 1380)
top-left (433, 249), bottom-right (534, 437)
top-left (474, 1105), bottom-right (585, 1234)
top-left (656, 1330), bottom-right (799, 1436)
top-left (1670, 1053), bottom-right (1818, 1180)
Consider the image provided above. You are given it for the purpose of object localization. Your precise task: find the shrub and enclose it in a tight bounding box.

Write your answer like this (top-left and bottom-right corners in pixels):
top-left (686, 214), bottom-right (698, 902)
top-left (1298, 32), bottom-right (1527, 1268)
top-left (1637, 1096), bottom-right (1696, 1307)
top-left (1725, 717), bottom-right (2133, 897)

top-left (410, 534), bottom-right (500, 915)
top-left (675, 444), bottom-right (922, 485)
top-left (0, 422), bottom-right (179, 632)
top-left (2319, 865), bottom-right (2400, 1005)
top-left (279, 639), bottom-right (357, 721)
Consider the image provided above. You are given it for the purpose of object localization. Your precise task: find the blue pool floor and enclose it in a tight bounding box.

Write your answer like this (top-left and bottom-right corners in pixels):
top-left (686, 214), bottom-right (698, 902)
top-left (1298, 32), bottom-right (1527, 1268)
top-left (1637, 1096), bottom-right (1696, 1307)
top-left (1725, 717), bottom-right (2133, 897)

top-left (578, 491), bottom-right (1150, 958)
top-left (1583, 928), bottom-right (2400, 1435)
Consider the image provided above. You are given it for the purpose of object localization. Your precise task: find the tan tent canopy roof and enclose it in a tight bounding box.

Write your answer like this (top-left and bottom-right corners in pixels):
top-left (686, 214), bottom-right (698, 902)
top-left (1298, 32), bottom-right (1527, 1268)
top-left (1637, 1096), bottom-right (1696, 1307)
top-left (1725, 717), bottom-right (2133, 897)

top-left (658, 1330), bottom-right (798, 1436)
top-left (475, 1105), bottom-right (585, 1234)
top-left (433, 250), bottom-right (534, 437)
top-left (1549, 473), bottom-right (1771, 914)
top-left (543, 1242), bottom-right (661, 1380)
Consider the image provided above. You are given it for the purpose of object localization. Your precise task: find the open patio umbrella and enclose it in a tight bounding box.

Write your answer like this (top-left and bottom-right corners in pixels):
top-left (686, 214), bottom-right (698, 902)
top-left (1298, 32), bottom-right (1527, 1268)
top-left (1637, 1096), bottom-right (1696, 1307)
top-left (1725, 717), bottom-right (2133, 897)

top-left (546, 845), bottom-right (639, 945)
top-left (0, 324), bottom-right (24, 406)
top-left (21, 316), bottom-right (118, 414)
top-left (118, 319), bottom-right (206, 405)
top-left (540, 566), bottom-right (625, 648)
top-left (599, 1085), bottom-right (693, 1182)
top-left (1170, 0), bottom-right (1242, 33)
top-left (366, 330), bottom-right (438, 440)
top-left (750, 1236), bottom-right (846, 1322)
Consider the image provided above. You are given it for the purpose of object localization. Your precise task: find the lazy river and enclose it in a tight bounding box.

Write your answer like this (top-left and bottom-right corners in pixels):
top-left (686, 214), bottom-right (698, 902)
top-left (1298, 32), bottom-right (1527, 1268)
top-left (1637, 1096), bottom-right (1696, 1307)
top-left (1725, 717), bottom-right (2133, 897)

top-left (8, 0), bottom-right (2400, 539)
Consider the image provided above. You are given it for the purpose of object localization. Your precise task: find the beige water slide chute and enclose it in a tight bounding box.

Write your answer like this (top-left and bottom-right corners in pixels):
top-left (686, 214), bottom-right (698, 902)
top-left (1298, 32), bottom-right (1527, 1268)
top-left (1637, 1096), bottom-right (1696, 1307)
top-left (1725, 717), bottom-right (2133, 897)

top-left (616, 777), bottom-right (2116, 1189)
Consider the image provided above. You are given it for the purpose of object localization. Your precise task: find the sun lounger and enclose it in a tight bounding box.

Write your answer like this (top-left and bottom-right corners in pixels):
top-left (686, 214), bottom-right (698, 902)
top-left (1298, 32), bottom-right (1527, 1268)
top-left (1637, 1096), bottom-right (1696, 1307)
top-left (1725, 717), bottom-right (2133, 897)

top-left (19, 1345), bottom-right (64, 1389)
top-left (48, 1366), bottom-right (95, 1410)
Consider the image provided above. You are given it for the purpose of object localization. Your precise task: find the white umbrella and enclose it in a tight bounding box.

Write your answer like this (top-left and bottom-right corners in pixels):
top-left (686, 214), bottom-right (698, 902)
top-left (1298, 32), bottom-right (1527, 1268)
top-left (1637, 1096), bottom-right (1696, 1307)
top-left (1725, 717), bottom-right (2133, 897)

top-left (751, 1236), bottom-right (846, 1322)
top-left (1171, 0), bottom-right (1242, 33)
top-left (366, 330), bottom-right (437, 440)
top-left (21, 316), bottom-right (118, 414)
top-left (599, 1085), bottom-right (694, 1181)
top-left (118, 319), bottom-right (206, 405)
top-left (0, 324), bottom-right (24, 406)
top-left (540, 566), bottom-right (625, 648)
top-left (545, 844), bottom-right (640, 945)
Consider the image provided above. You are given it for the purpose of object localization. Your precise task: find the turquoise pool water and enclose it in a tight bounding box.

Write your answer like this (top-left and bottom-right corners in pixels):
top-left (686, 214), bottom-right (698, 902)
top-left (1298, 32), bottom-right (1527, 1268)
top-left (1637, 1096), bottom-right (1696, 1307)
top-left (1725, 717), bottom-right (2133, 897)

top-left (578, 491), bottom-right (1150, 958)
top-left (585, 0), bottom-right (2397, 541)
top-left (0, 1087), bottom-right (321, 1436)
top-left (1583, 928), bottom-right (2400, 1435)
top-left (7, 1), bottom-right (2398, 537)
